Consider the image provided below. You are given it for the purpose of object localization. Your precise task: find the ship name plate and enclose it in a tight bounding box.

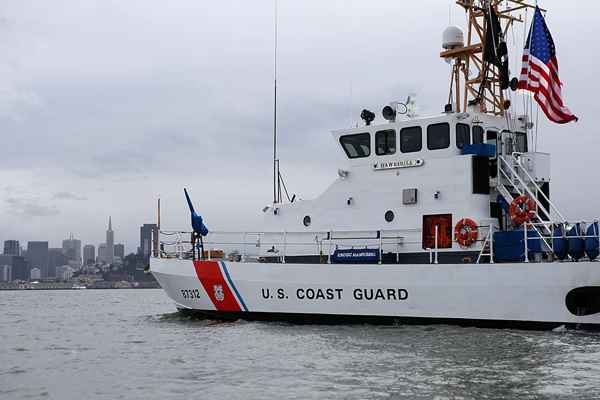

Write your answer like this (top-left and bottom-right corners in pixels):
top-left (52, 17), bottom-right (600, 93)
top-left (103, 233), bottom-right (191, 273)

top-left (373, 159), bottom-right (424, 171)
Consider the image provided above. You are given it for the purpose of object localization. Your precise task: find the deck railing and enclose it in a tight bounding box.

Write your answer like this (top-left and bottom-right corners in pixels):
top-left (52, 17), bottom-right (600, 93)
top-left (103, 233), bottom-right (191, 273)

top-left (158, 225), bottom-right (495, 264)
top-left (158, 219), bottom-right (600, 264)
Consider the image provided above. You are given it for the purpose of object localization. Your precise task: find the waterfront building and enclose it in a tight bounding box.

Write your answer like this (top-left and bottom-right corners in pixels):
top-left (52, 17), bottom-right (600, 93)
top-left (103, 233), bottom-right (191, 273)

top-left (11, 256), bottom-right (28, 281)
top-left (0, 264), bottom-right (11, 282)
top-left (30, 267), bottom-right (41, 281)
top-left (106, 217), bottom-right (114, 264)
top-left (0, 255), bottom-right (12, 269)
top-left (139, 224), bottom-right (158, 260)
top-left (98, 243), bottom-right (108, 264)
top-left (27, 241), bottom-right (49, 278)
top-left (83, 244), bottom-right (95, 265)
top-left (3, 240), bottom-right (20, 256)
top-left (62, 234), bottom-right (82, 266)
top-left (56, 265), bottom-right (74, 281)
top-left (114, 243), bottom-right (125, 260)
top-left (0, 255), bottom-right (28, 281)
top-left (48, 248), bottom-right (69, 278)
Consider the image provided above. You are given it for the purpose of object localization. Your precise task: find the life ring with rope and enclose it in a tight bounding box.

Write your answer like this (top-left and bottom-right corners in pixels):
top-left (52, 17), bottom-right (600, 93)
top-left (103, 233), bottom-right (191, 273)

top-left (454, 218), bottom-right (479, 247)
top-left (509, 195), bottom-right (537, 226)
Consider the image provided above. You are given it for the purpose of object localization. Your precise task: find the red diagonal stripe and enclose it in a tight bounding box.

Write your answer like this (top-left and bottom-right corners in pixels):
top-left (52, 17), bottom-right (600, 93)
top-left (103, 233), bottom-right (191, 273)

top-left (193, 260), bottom-right (241, 311)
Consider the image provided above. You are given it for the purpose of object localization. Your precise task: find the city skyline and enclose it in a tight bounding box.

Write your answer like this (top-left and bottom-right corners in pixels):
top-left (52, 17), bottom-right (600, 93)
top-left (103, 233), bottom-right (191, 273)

top-left (0, 219), bottom-right (154, 281)
top-left (1, 216), bottom-right (133, 255)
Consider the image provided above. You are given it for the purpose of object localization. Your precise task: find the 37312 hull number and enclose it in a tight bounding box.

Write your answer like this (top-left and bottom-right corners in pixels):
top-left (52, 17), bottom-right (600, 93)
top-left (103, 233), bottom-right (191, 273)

top-left (181, 289), bottom-right (201, 299)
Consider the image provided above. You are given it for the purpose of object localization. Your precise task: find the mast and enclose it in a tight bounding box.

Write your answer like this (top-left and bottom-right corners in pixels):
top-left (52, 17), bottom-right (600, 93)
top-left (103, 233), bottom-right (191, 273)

top-left (441, 0), bottom-right (541, 116)
top-left (272, 0), bottom-right (280, 204)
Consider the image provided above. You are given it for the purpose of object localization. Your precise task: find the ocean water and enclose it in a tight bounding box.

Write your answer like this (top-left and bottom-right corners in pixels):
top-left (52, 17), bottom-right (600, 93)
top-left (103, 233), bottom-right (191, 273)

top-left (2, 290), bottom-right (600, 400)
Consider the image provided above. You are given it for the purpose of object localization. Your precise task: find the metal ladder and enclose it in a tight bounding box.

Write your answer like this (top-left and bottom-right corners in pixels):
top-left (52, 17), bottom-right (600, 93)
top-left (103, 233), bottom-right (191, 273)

top-left (496, 153), bottom-right (566, 253)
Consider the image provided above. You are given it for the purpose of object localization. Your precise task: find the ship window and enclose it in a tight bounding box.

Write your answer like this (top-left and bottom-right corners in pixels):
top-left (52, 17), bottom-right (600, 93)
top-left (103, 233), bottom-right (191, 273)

top-left (427, 123), bottom-right (450, 150)
top-left (303, 215), bottom-right (311, 227)
top-left (375, 130), bottom-right (396, 155)
top-left (514, 132), bottom-right (528, 153)
top-left (400, 126), bottom-right (422, 153)
top-left (473, 126), bottom-right (484, 144)
top-left (456, 123), bottom-right (470, 149)
top-left (340, 133), bottom-right (371, 159)
top-left (385, 210), bottom-right (394, 223)
top-left (487, 130), bottom-right (498, 141)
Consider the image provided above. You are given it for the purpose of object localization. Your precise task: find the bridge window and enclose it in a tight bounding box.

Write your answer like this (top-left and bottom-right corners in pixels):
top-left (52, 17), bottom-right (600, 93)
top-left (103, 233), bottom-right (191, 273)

top-left (427, 123), bottom-right (450, 150)
top-left (340, 133), bottom-right (370, 158)
top-left (473, 126), bottom-right (484, 144)
top-left (487, 130), bottom-right (498, 141)
top-left (376, 130), bottom-right (396, 155)
top-left (400, 126), bottom-right (422, 153)
top-left (456, 123), bottom-right (470, 149)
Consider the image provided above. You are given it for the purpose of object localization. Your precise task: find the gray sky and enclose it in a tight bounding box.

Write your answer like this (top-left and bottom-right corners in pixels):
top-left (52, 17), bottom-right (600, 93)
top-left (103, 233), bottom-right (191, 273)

top-left (0, 0), bottom-right (596, 253)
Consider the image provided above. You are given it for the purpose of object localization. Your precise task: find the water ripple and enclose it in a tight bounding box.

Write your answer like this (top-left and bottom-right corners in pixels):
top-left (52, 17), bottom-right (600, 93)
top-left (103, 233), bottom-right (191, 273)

top-left (2, 290), bottom-right (600, 399)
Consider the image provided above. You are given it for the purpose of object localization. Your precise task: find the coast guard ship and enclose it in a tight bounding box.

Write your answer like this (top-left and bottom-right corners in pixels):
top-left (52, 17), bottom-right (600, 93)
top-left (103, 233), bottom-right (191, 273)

top-left (150, 1), bottom-right (600, 329)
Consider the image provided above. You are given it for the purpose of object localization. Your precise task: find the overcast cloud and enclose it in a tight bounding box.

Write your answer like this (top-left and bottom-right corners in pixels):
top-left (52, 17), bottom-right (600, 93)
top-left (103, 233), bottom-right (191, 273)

top-left (0, 0), bottom-right (597, 253)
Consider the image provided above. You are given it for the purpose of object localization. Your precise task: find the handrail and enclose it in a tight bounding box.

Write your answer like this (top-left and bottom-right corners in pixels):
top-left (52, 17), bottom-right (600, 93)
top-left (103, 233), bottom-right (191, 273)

top-left (510, 152), bottom-right (567, 221)
top-left (497, 154), bottom-right (555, 247)
top-left (498, 155), bottom-right (553, 220)
top-left (159, 225), bottom-right (498, 264)
top-left (158, 221), bottom-right (600, 263)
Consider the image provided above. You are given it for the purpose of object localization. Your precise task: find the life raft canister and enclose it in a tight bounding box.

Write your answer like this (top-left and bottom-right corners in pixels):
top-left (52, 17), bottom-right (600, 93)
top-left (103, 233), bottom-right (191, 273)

top-left (509, 195), bottom-right (537, 226)
top-left (454, 218), bottom-right (478, 247)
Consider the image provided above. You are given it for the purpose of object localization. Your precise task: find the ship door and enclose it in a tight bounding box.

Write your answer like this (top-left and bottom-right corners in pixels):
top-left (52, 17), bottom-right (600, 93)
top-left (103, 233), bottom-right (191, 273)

top-left (422, 214), bottom-right (452, 249)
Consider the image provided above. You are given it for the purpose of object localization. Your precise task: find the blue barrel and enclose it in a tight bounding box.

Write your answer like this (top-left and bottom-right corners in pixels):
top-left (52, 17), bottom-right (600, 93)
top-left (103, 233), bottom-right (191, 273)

top-left (585, 222), bottom-right (599, 261)
top-left (525, 228), bottom-right (542, 255)
top-left (567, 224), bottom-right (585, 261)
top-left (553, 226), bottom-right (569, 260)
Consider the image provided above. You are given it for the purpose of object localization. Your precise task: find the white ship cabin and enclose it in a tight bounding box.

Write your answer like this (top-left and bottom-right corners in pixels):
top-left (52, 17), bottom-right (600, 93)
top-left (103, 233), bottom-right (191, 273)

top-left (251, 110), bottom-right (535, 264)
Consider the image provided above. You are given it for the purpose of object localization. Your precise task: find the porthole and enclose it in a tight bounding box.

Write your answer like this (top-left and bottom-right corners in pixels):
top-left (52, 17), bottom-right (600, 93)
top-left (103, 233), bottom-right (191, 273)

top-left (303, 215), bottom-right (311, 227)
top-left (385, 210), bottom-right (394, 223)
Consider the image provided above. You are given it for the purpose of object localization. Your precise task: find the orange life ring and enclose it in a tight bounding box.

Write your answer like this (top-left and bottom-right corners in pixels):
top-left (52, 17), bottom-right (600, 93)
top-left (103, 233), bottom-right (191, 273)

top-left (509, 195), bottom-right (537, 226)
top-left (454, 218), bottom-right (478, 247)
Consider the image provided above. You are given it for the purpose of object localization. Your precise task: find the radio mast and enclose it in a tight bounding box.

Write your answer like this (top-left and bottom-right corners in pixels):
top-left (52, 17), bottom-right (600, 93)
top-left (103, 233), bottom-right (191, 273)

top-left (272, 0), bottom-right (280, 204)
top-left (440, 0), bottom-right (541, 116)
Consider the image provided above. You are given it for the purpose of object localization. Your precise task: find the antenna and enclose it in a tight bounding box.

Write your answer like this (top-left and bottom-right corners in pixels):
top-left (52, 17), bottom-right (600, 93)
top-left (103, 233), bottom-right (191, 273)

top-left (272, 0), bottom-right (279, 204)
top-left (440, 0), bottom-right (541, 116)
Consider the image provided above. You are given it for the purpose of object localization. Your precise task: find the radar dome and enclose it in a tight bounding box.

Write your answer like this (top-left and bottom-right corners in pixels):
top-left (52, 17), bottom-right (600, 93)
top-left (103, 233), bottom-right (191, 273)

top-left (442, 26), bottom-right (464, 50)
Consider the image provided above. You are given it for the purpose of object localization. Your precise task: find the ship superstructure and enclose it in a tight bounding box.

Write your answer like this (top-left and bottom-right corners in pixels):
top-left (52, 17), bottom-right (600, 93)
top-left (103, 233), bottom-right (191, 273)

top-left (150, 1), bottom-right (600, 328)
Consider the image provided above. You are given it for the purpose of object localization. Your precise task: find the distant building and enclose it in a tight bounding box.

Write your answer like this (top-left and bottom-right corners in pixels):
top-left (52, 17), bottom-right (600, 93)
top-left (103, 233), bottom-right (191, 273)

top-left (83, 245), bottom-right (95, 265)
top-left (0, 255), bottom-right (28, 281)
top-left (56, 265), bottom-right (74, 281)
top-left (106, 217), bottom-right (114, 264)
top-left (3, 240), bottom-right (20, 256)
top-left (0, 255), bottom-right (12, 269)
top-left (11, 256), bottom-right (28, 281)
top-left (98, 243), bottom-right (108, 264)
top-left (139, 224), bottom-right (158, 260)
top-left (114, 243), bottom-right (125, 259)
top-left (0, 264), bottom-right (11, 282)
top-left (48, 248), bottom-right (69, 278)
top-left (30, 267), bottom-right (41, 281)
top-left (62, 235), bottom-right (82, 266)
top-left (27, 242), bottom-right (49, 278)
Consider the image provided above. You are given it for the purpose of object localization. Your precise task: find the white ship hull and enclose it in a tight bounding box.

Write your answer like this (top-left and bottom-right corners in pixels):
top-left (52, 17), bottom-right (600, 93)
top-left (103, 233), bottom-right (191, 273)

top-left (151, 257), bottom-right (600, 328)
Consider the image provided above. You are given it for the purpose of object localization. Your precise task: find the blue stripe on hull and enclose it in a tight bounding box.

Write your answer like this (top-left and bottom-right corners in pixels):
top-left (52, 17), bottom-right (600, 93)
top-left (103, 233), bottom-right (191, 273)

top-left (219, 261), bottom-right (248, 312)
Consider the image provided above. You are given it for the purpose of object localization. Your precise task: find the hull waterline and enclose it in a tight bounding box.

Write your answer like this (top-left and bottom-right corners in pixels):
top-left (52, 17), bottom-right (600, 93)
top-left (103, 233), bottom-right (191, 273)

top-left (151, 257), bottom-right (600, 329)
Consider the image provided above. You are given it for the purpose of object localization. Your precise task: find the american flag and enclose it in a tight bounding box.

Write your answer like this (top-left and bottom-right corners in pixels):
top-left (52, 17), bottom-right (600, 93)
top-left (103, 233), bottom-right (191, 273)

top-left (518, 7), bottom-right (577, 124)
